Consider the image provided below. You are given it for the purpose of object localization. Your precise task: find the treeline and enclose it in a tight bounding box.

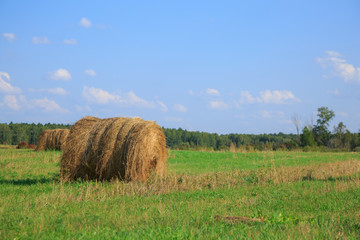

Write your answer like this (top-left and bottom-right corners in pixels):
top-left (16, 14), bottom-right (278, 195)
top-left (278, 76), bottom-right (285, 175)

top-left (298, 107), bottom-right (360, 151)
top-left (163, 128), bottom-right (299, 151)
top-left (1, 107), bottom-right (359, 151)
top-left (0, 122), bottom-right (72, 146)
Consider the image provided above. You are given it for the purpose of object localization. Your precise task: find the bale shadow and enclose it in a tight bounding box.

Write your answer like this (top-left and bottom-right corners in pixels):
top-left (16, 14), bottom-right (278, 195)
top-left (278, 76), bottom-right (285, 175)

top-left (0, 177), bottom-right (55, 186)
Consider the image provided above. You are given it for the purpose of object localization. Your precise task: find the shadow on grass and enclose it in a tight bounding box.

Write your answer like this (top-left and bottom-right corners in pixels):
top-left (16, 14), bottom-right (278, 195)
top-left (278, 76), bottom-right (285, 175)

top-left (0, 177), bottom-right (57, 185)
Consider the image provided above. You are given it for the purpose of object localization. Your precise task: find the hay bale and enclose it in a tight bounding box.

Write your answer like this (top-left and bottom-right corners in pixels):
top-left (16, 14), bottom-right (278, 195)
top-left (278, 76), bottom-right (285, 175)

top-left (36, 129), bottom-right (70, 151)
top-left (36, 130), bottom-right (52, 151)
top-left (60, 116), bottom-right (100, 180)
top-left (60, 116), bottom-right (167, 182)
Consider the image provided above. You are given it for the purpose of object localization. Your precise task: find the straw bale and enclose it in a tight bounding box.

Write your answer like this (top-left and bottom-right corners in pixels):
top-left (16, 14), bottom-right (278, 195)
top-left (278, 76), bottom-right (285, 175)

top-left (60, 116), bottom-right (167, 182)
top-left (60, 116), bottom-right (100, 180)
top-left (36, 129), bottom-right (70, 151)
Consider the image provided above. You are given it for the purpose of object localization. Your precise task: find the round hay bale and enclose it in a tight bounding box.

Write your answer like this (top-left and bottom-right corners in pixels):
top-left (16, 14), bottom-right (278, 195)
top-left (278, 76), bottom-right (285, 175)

top-left (60, 116), bottom-right (167, 182)
top-left (56, 129), bottom-right (70, 150)
top-left (35, 130), bottom-right (52, 151)
top-left (60, 116), bottom-right (100, 181)
top-left (36, 129), bottom-right (70, 151)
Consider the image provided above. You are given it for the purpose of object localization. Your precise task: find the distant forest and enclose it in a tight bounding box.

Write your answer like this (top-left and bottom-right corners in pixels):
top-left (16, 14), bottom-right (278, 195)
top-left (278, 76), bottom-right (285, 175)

top-left (1, 110), bottom-right (360, 152)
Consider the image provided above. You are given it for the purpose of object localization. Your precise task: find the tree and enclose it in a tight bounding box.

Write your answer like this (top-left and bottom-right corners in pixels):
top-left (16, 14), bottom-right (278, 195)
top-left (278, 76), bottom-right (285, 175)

top-left (313, 106), bottom-right (335, 146)
top-left (300, 126), bottom-right (316, 147)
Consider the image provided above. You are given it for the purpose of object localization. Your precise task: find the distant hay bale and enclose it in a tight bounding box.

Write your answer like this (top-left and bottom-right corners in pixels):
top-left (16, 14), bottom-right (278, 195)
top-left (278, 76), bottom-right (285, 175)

top-left (60, 116), bottom-right (167, 182)
top-left (36, 129), bottom-right (70, 151)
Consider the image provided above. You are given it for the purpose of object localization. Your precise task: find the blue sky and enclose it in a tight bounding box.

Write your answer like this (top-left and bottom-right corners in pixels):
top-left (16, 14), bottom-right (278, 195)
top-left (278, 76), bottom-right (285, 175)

top-left (1, 1), bottom-right (360, 134)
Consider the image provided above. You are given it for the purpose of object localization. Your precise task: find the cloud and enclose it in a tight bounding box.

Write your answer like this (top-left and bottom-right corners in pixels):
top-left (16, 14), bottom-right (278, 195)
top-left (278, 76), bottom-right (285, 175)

top-left (79, 17), bottom-right (92, 28)
top-left (260, 90), bottom-right (298, 104)
top-left (259, 110), bottom-right (272, 119)
top-left (205, 88), bottom-right (220, 96)
top-left (32, 37), bottom-right (50, 44)
top-left (30, 98), bottom-right (68, 113)
top-left (47, 88), bottom-right (68, 95)
top-left (3, 95), bottom-right (20, 110)
top-left (317, 51), bottom-right (360, 83)
top-left (2, 33), bottom-right (16, 42)
top-left (84, 69), bottom-right (97, 76)
top-left (0, 72), bottom-right (21, 94)
top-left (258, 110), bottom-right (285, 119)
top-left (238, 90), bottom-right (261, 104)
top-left (82, 86), bottom-right (156, 108)
top-left (173, 104), bottom-right (187, 112)
top-left (237, 90), bottom-right (298, 105)
top-left (83, 86), bottom-right (119, 104)
top-left (63, 39), bottom-right (77, 45)
top-left (30, 87), bottom-right (69, 96)
top-left (327, 89), bottom-right (339, 96)
top-left (0, 94), bottom-right (67, 113)
top-left (157, 101), bottom-right (168, 112)
top-left (209, 101), bottom-right (229, 110)
top-left (337, 112), bottom-right (348, 117)
top-left (48, 69), bottom-right (72, 81)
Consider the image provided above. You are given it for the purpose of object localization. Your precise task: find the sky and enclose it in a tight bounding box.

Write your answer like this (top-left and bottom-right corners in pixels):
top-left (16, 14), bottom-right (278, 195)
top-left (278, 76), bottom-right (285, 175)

top-left (1, 1), bottom-right (360, 134)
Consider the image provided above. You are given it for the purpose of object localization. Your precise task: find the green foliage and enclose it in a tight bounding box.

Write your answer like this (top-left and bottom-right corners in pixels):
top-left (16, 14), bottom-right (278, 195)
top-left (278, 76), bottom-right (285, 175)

top-left (313, 106), bottom-right (335, 146)
top-left (300, 126), bottom-right (316, 147)
top-left (0, 122), bottom-right (72, 145)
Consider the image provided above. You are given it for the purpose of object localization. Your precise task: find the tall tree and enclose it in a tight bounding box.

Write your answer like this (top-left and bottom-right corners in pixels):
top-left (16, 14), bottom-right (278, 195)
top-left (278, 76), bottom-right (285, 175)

top-left (300, 126), bottom-right (316, 147)
top-left (313, 106), bottom-right (335, 146)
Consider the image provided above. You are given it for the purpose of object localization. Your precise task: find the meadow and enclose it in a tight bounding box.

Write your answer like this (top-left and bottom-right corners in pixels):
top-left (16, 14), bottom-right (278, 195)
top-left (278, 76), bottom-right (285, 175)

top-left (1, 148), bottom-right (360, 239)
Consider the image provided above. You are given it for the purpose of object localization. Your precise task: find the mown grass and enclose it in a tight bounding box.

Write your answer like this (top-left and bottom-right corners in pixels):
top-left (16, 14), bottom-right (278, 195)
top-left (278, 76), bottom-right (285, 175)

top-left (1, 149), bottom-right (360, 239)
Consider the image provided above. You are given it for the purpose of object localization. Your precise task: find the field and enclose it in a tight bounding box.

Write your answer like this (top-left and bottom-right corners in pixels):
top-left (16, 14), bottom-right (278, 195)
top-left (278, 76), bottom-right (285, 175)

top-left (1, 148), bottom-right (360, 239)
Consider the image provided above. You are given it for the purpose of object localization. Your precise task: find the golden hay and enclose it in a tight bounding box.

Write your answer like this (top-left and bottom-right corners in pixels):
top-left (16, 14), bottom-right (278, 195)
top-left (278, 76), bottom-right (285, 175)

top-left (60, 116), bottom-right (167, 182)
top-left (36, 129), bottom-right (70, 151)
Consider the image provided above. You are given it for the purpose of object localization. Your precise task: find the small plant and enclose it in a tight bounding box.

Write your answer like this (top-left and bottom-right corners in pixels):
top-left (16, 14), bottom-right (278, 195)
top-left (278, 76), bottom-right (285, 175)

top-left (28, 144), bottom-right (37, 149)
top-left (16, 141), bottom-right (28, 149)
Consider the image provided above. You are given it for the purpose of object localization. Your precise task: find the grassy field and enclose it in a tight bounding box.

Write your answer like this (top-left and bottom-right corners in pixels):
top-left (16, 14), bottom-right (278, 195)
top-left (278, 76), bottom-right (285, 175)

top-left (1, 148), bottom-right (360, 239)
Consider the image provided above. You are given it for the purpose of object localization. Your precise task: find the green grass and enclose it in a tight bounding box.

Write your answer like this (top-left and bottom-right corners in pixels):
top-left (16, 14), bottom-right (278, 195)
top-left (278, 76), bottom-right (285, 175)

top-left (169, 150), bottom-right (359, 174)
top-left (1, 149), bottom-right (360, 239)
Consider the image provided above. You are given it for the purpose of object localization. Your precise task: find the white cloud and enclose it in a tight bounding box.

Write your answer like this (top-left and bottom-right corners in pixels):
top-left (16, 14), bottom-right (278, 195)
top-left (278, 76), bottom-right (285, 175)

top-left (1, 93), bottom-right (68, 113)
top-left (238, 90), bottom-right (261, 104)
top-left (328, 89), bottom-right (339, 96)
top-left (82, 86), bottom-right (156, 108)
top-left (209, 101), bottom-right (229, 110)
top-left (260, 90), bottom-right (298, 104)
top-left (48, 69), bottom-right (72, 81)
top-left (32, 37), bottom-right (50, 44)
top-left (258, 110), bottom-right (284, 119)
top-left (3, 95), bottom-right (20, 110)
top-left (205, 88), bottom-right (220, 96)
top-left (63, 38), bottom-right (77, 45)
top-left (127, 91), bottom-right (155, 108)
top-left (259, 110), bottom-right (272, 119)
top-left (47, 87), bottom-right (68, 95)
top-left (173, 104), bottom-right (187, 112)
top-left (79, 17), bottom-right (92, 28)
top-left (337, 112), bottom-right (348, 117)
top-left (157, 101), bottom-right (168, 112)
top-left (2, 33), bottom-right (16, 42)
top-left (84, 69), bottom-right (97, 76)
top-left (30, 98), bottom-right (68, 112)
top-left (83, 86), bottom-right (119, 104)
top-left (0, 72), bottom-right (21, 94)
top-left (317, 51), bottom-right (360, 83)
top-left (188, 90), bottom-right (195, 96)
top-left (30, 87), bottom-right (68, 95)
top-left (237, 90), bottom-right (298, 105)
